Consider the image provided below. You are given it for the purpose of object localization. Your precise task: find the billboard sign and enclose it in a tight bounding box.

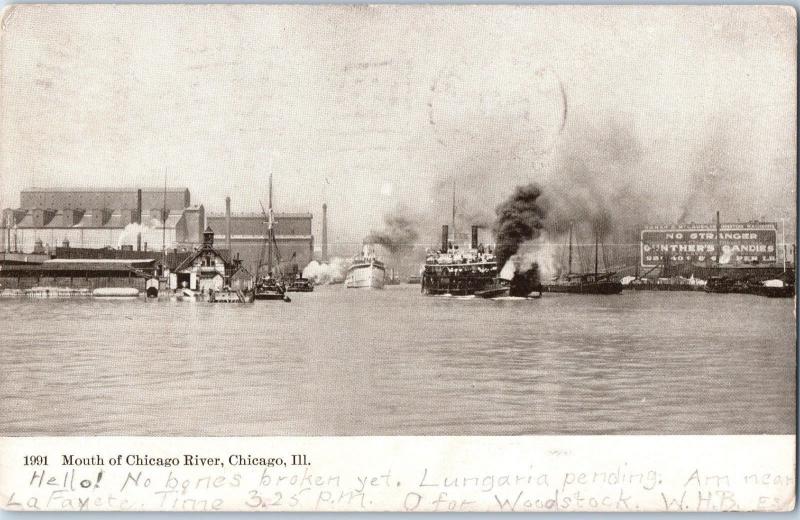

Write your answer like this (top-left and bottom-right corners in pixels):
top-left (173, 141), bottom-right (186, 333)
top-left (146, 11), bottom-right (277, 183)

top-left (640, 222), bottom-right (777, 267)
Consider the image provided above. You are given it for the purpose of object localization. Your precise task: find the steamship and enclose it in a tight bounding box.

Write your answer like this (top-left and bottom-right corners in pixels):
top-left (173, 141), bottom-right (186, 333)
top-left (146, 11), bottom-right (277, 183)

top-left (421, 225), bottom-right (503, 296)
top-left (345, 245), bottom-right (386, 289)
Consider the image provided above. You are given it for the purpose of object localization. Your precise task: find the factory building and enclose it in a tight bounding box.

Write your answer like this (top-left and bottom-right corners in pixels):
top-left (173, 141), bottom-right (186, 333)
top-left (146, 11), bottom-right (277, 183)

top-left (1, 187), bottom-right (205, 254)
top-left (206, 198), bottom-right (313, 276)
top-left (1, 188), bottom-right (315, 278)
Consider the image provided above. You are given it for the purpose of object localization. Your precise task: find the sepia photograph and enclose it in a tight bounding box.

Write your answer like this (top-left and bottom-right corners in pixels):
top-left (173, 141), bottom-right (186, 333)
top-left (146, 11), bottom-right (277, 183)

top-left (0, 3), bottom-right (795, 512)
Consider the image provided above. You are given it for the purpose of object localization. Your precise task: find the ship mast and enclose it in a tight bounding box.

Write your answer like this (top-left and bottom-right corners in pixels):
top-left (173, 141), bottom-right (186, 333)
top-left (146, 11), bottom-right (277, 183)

top-left (594, 226), bottom-right (599, 278)
top-left (162, 169), bottom-right (167, 270)
top-left (451, 179), bottom-right (456, 247)
top-left (268, 173), bottom-right (273, 276)
top-left (567, 222), bottom-right (573, 275)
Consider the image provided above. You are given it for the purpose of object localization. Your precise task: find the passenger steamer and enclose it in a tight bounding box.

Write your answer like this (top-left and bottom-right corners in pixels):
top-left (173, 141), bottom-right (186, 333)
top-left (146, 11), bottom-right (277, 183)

top-left (345, 246), bottom-right (386, 289)
top-left (422, 225), bottom-right (502, 296)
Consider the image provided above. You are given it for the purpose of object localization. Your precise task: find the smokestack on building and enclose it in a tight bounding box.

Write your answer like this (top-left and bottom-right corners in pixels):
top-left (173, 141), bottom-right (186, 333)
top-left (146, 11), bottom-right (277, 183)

top-left (225, 196), bottom-right (232, 258)
top-left (716, 210), bottom-right (721, 265)
top-left (441, 225), bottom-right (449, 253)
top-left (136, 188), bottom-right (142, 252)
top-left (322, 203), bottom-right (328, 262)
top-left (471, 226), bottom-right (479, 250)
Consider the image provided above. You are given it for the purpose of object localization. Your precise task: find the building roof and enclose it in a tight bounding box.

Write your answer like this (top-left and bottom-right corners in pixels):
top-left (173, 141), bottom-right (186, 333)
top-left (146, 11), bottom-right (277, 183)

top-left (4, 209), bottom-right (182, 229)
top-left (0, 262), bottom-right (151, 273)
top-left (45, 258), bottom-right (155, 264)
top-left (206, 212), bottom-right (313, 219)
top-left (24, 187), bottom-right (188, 193)
top-left (173, 244), bottom-right (230, 272)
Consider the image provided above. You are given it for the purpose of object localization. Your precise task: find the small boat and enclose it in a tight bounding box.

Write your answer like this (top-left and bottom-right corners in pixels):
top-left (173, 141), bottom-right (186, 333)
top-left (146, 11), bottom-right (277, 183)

top-left (92, 287), bottom-right (140, 298)
top-left (385, 269), bottom-right (401, 286)
top-left (145, 278), bottom-right (160, 298)
top-left (475, 281), bottom-right (510, 299)
top-left (286, 277), bottom-right (314, 292)
top-left (254, 277), bottom-right (291, 302)
top-left (209, 288), bottom-right (255, 303)
top-left (756, 279), bottom-right (795, 298)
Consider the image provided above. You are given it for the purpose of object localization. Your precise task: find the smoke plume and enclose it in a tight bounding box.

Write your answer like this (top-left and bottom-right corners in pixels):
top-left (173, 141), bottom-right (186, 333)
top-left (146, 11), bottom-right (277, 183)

top-left (117, 223), bottom-right (150, 248)
top-left (494, 184), bottom-right (546, 266)
top-left (493, 184), bottom-right (546, 296)
top-left (302, 257), bottom-right (351, 285)
top-left (364, 215), bottom-right (419, 254)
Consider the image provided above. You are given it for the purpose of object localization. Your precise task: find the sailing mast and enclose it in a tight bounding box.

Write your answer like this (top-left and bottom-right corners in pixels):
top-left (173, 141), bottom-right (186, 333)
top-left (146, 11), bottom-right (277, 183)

top-left (267, 173), bottom-right (273, 276)
top-left (567, 222), bottom-right (573, 275)
top-left (162, 170), bottom-right (167, 271)
top-left (594, 226), bottom-right (599, 279)
top-left (451, 179), bottom-right (456, 246)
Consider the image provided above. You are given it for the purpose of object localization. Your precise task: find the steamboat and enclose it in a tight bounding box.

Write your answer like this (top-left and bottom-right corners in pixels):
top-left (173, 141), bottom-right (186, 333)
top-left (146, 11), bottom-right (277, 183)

top-left (345, 245), bottom-right (386, 289)
top-left (422, 225), bottom-right (501, 296)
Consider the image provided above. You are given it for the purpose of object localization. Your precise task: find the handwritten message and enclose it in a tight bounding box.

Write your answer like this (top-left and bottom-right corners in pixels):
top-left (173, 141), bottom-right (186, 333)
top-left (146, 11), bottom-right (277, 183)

top-left (0, 436), bottom-right (794, 512)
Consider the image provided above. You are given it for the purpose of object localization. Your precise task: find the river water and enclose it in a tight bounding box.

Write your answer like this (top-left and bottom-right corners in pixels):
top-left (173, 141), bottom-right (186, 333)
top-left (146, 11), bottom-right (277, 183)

top-left (0, 285), bottom-right (795, 435)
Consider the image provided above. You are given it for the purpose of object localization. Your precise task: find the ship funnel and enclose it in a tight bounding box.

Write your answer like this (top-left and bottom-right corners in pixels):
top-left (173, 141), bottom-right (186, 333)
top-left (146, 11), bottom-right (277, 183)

top-left (471, 225), bottom-right (479, 250)
top-left (441, 225), bottom-right (449, 253)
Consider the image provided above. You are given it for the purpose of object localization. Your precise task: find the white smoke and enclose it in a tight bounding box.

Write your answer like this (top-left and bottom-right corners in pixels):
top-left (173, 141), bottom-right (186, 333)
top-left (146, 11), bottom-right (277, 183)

top-left (302, 257), bottom-right (352, 285)
top-left (499, 232), bottom-right (561, 281)
top-left (117, 223), bottom-right (150, 248)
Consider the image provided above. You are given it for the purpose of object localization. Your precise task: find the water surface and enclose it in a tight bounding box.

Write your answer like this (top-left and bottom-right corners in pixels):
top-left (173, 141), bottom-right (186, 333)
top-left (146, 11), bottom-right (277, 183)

top-left (0, 286), bottom-right (795, 435)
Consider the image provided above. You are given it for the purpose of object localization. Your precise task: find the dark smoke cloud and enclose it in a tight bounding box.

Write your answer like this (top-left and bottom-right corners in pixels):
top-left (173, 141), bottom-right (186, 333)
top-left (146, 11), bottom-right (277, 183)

top-left (364, 214), bottom-right (419, 254)
top-left (493, 183), bottom-right (547, 267)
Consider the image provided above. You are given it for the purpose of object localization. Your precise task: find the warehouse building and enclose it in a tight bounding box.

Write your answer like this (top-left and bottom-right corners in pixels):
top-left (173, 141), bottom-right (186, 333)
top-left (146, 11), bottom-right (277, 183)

top-left (1, 187), bottom-right (204, 253)
top-left (1, 188), bottom-right (315, 276)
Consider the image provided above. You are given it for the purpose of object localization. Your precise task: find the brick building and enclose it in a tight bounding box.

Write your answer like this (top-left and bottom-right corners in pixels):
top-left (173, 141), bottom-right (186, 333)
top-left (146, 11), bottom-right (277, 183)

top-left (206, 210), bottom-right (313, 276)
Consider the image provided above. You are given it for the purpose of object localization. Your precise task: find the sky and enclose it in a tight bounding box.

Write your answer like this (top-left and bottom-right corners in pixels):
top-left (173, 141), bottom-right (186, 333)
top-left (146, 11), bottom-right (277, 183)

top-left (0, 5), bottom-right (795, 248)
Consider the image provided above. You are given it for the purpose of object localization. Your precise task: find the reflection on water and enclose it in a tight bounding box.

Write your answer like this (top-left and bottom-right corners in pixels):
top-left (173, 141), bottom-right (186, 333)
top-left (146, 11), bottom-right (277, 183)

top-left (0, 286), bottom-right (795, 435)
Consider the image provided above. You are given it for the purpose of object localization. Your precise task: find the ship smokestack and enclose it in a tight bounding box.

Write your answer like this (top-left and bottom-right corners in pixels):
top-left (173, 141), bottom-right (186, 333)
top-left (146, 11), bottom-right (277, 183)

top-left (225, 196), bottom-right (232, 258)
top-left (471, 225), bottom-right (479, 250)
top-left (441, 225), bottom-right (449, 253)
top-left (322, 203), bottom-right (328, 262)
top-left (136, 188), bottom-right (142, 251)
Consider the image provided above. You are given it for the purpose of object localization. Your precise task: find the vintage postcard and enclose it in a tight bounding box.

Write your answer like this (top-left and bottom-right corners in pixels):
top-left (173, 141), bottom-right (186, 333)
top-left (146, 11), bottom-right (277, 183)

top-left (0, 4), bottom-right (795, 512)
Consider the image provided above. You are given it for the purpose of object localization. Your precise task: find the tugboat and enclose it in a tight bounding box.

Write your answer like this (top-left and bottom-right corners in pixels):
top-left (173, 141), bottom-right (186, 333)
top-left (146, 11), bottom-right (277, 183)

top-left (422, 225), bottom-right (500, 296)
top-left (345, 245), bottom-right (386, 289)
top-left (474, 278), bottom-right (511, 298)
top-left (254, 274), bottom-right (290, 301)
top-left (543, 223), bottom-right (622, 295)
top-left (286, 276), bottom-right (314, 292)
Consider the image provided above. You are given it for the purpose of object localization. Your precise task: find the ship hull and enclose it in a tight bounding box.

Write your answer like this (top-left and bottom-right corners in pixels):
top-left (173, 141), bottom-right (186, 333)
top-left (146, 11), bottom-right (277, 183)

top-left (543, 281), bottom-right (623, 294)
top-left (254, 292), bottom-right (286, 300)
top-left (345, 263), bottom-right (386, 289)
top-left (475, 286), bottom-right (510, 298)
top-left (421, 274), bottom-right (498, 296)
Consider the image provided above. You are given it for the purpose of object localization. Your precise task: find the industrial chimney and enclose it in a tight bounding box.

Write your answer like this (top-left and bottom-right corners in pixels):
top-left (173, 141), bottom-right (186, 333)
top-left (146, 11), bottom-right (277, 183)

top-left (136, 188), bottom-right (142, 251)
top-left (322, 203), bottom-right (328, 262)
top-left (225, 196), bottom-right (232, 258)
top-left (471, 226), bottom-right (479, 250)
top-left (441, 225), bottom-right (449, 253)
